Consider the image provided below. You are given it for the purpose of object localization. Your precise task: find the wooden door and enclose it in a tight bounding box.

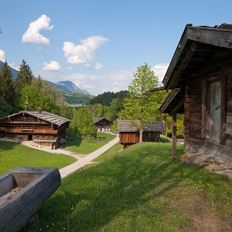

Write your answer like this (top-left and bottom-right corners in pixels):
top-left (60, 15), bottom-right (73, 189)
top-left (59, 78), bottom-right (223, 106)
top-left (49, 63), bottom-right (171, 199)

top-left (208, 81), bottom-right (221, 142)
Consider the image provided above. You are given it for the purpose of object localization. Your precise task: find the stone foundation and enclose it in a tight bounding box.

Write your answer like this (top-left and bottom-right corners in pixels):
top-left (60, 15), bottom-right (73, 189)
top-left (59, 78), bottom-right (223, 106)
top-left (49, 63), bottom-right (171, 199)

top-left (182, 139), bottom-right (232, 179)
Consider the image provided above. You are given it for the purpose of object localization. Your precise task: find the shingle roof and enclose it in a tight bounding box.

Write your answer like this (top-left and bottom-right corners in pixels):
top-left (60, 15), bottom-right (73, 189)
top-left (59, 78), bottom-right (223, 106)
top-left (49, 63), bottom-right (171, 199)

top-left (117, 120), bottom-right (140, 132)
top-left (117, 120), bottom-right (165, 133)
top-left (93, 117), bottom-right (110, 124)
top-left (143, 122), bottom-right (166, 132)
top-left (0, 111), bottom-right (70, 127)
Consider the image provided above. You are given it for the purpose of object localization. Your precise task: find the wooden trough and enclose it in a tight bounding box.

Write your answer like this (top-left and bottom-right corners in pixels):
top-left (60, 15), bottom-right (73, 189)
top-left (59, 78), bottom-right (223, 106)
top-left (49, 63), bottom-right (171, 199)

top-left (0, 167), bottom-right (61, 232)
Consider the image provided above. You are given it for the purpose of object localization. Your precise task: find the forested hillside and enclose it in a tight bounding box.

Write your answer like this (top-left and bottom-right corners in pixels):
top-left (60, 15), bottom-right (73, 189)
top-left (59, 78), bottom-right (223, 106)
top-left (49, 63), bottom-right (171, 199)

top-left (0, 60), bottom-right (72, 119)
top-left (90, 90), bottom-right (128, 106)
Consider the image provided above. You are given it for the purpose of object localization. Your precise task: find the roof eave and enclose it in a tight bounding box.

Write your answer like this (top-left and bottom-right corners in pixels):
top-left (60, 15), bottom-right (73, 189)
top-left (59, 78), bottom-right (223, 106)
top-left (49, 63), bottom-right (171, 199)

top-left (162, 25), bottom-right (232, 89)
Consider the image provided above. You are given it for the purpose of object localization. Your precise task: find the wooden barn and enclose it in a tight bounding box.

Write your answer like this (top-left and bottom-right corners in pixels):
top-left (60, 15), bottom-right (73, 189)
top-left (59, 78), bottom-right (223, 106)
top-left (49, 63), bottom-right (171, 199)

top-left (157, 24), bottom-right (232, 177)
top-left (117, 120), bottom-right (165, 147)
top-left (0, 111), bottom-right (70, 149)
top-left (94, 117), bottom-right (111, 132)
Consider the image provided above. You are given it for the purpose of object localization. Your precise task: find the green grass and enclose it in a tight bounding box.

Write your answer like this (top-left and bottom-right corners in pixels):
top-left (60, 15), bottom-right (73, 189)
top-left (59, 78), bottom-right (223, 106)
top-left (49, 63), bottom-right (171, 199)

top-left (31, 143), bottom-right (232, 232)
top-left (0, 141), bottom-right (76, 175)
top-left (65, 132), bottom-right (116, 154)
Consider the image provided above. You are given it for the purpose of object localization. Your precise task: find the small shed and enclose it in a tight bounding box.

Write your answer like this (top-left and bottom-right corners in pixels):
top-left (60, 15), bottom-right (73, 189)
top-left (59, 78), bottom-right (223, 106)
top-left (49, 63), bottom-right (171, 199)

top-left (156, 23), bottom-right (232, 177)
top-left (143, 122), bottom-right (166, 142)
top-left (0, 111), bottom-right (70, 149)
top-left (94, 117), bottom-right (111, 132)
top-left (117, 120), bottom-right (165, 147)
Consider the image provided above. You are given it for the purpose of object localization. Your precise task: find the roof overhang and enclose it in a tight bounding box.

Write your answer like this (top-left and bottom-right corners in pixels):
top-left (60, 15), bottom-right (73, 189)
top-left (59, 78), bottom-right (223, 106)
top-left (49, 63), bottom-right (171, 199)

top-left (163, 24), bottom-right (232, 89)
top-left (159, 88), bottom-right (184, 115)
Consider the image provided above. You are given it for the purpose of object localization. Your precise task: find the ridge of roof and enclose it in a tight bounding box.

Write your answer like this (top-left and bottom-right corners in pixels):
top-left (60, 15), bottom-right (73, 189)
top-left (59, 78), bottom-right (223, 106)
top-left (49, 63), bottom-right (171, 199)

top-left (0, 111), bottom-right (70, 127)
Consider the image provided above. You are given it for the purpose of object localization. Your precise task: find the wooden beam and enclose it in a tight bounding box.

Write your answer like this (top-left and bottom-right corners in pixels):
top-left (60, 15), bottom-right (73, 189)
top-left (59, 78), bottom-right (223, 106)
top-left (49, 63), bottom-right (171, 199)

top-left (172, 114), bottom-right (177, 157)
top-left (170, 98), bottom-right (184, 116)
top-left (168, 42), bottom-right (197, 89)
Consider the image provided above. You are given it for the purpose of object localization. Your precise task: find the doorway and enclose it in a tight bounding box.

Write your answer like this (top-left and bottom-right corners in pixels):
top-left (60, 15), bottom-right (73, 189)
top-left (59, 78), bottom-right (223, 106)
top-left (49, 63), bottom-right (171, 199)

top-left (28, 134), bottom-right (32, 141)
top-left (207, 80), bottom-right (222, 142)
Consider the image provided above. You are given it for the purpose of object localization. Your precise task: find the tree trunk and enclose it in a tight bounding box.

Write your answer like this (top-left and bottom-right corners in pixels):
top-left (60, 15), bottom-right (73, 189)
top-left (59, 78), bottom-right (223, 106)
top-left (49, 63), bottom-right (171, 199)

top-left (139, 129), bottom-right (143, 143)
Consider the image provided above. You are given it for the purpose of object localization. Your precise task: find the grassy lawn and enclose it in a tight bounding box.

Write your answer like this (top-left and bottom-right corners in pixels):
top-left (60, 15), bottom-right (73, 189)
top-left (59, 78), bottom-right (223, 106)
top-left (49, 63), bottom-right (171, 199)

top-left (65, 132), bottom-right (116, 154)
top-left (31, 143), bottom-right (232, 232)
top-left (0, 141), bottom-right (75, 175)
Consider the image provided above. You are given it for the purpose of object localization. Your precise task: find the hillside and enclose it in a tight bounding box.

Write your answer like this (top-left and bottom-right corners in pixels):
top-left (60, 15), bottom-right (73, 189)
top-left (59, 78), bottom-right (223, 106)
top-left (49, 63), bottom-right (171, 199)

top-left (0, 61), bottom-right (18, 79)
top-left (0, 61), bottom-right (91, 105)
top-left (64, 92), bottom-right (93, 105)
top-left (31, 143), bottom-right (232, 231)
top-left (90, 90), bottom-right (128, 106)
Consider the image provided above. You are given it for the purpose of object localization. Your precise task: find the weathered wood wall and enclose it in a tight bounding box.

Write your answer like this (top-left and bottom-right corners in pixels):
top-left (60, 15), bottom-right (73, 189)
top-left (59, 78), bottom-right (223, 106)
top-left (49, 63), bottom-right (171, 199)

top-left (226, 70), bottom-right (232, 145)
top-left (184, 65), bottom-right (232, 153)
top-left (184, 75), bottom-right (203, 152)
top-left (119, 132), bottom-right (140, 145)
top-left (142, 132), bottom-right (160, 142)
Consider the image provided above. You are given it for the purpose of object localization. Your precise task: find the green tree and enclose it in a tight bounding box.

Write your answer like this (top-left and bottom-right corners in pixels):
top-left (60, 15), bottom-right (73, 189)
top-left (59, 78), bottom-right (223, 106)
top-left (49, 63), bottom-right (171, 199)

top-left (15, 60), bottom-right (33, 92)
top-left (106, 98), bottom-right (123, 121)
top-left (0, 61), bottom-right (15, 115)
top-left (20, 85), bottom-right (60, 113)
top-left (86, 103), bottom-right (105, 117)
top-left (120, 63), bottom-right (166, 141)
top-left (71, 108), bottom-right (97, 138)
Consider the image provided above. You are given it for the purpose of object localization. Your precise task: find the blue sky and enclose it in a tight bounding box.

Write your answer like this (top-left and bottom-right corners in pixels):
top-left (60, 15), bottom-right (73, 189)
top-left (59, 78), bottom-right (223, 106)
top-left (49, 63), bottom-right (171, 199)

top-left (0, 0), bottom-right (232, 95)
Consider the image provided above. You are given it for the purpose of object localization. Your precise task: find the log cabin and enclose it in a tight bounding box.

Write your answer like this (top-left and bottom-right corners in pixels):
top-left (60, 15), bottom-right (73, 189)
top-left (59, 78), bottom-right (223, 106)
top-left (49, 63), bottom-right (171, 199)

top-left (94, 117), bottom-right (111, 132)
top-left (157, 24), bottom-right (232, 177)
top-left (0, 111), bottom-right (70, 149)
top-left (117, 120), bottom-right (165, 148)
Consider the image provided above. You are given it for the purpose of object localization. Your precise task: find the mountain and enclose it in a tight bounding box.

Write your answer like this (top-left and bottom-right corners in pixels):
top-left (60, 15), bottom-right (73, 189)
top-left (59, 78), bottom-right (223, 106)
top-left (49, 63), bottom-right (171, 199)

top-left (0, 61), bottom-right (89, 95)
top-left (0, 61), bottom-right (18, 79)
top-left (55, 81), bottom-right (89, 94)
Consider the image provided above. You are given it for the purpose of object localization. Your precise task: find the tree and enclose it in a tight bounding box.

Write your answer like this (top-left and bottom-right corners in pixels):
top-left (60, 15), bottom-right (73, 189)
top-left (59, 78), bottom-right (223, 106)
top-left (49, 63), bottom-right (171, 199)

top-left (19, 85), bottom-right (60, 113)
top-left (105, 98), bottom-right (124, 121)
top-left (71, 108), bottom-right (97, 138)
top-left (90, 90), bottom-right (128, 106)
top-left (0, 61), bottom-right (16, 115)
top-left (119, 63), bottom-right (166, 142)
top-left (86, 103), bottom-right (105, 117)
top-left (15, 60), bottom-right (33, 92)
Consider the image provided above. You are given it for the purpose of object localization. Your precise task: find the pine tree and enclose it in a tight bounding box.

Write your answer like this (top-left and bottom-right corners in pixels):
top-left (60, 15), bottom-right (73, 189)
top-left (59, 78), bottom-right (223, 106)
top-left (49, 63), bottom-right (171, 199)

top-left (0, 62), bottom-right (15, 114)
top-left (15, 60), bottom-right (33, 92)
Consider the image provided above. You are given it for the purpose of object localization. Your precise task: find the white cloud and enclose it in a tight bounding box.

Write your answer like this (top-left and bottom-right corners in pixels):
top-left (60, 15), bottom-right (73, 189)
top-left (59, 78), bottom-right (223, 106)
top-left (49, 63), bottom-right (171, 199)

top-left (83, 84), bottom-right (94, 89)
top-left (108, 70), bottom-right (133, 92)
top-left (42, 61), bottom-right (61, 71)
top-left (85, 62), bottom-right (103, 70)
top-left (95, 62), bottom-right (103, 70)
top-left (0, 49), bottom-right (6, 62)
top-left (152, 64), bottom-right (169, 84)
top-left (22, 14), bottom-right (53, 45)
top-left (63, 36), bottom-right (108, 64)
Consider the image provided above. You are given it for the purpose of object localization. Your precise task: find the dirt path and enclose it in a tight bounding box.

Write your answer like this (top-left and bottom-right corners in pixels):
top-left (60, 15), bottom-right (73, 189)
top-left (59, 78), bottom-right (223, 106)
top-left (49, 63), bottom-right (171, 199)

top-left (5, 136), bottom-right (119, 179)
top-left (59, 136), bottom-right (119, 178)
top-left (21, 141), bottom-right (83, 159)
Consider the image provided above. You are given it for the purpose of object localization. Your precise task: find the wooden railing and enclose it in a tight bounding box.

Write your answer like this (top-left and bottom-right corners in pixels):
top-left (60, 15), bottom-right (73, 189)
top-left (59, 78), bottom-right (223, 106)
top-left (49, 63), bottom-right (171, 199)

top-left (0, 127), bottom-right (58, 134)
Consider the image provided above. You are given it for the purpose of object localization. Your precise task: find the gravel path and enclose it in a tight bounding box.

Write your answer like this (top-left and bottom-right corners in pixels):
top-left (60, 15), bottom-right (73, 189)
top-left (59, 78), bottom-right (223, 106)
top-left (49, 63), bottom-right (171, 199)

top-left (60, 136), bottom-right (119, 178)
top-left (5, 136), bottom-right (119, 179)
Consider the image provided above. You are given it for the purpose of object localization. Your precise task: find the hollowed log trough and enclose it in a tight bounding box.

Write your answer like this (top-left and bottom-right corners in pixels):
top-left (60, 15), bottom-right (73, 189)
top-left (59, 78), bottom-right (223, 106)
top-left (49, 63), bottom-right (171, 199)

top-left (0, 167), bottom-right (61, 232)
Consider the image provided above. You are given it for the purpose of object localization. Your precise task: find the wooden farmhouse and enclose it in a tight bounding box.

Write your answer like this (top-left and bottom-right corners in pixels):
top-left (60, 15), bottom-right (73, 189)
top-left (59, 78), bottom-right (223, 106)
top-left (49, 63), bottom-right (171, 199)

top-left (156, 24), bottom-right (232, 176)
top-left (0, 111), bottom-right (70, 149)
top-left (94, 117), bottom-right (111, 132)
top-left (118, 120), bottom-right (165, 147)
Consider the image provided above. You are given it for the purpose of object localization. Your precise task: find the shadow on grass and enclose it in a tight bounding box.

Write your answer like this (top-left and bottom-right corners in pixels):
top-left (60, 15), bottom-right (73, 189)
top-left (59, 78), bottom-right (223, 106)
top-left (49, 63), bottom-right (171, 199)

top-left (65, 136), bottom-right (82, 148)
top-left (33, 144), bottom-right (205, 231)
top-left (0, 140), bottom-right (18, 152)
